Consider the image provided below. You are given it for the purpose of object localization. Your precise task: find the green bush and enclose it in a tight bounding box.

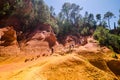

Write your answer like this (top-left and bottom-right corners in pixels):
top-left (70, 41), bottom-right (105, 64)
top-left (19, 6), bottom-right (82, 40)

top-left (93, 26), bottom-right (120, 53)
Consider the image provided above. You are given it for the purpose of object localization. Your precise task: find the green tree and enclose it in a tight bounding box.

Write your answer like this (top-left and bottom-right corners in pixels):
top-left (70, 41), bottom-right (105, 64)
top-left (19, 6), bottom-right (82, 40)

top-left (0, 0), bottom-right (17, 19)
top-left (13, 0), bottom-right (35, 32)
top-left (32, 0), bottom-right (50, 23)
top-left (88, 13), bottom-right (94, 22)
top-left (96, 14), bottom-right (101, 25)
top-left (119, 9), bottom-right (120, 19)
top-left (101, 20), bottom-right (108, 28)
top-left (104, 11), bottom-right (114, 30)
top-left (118, 19), bottom-right (120, 26)
top-left (118, 9), bottom-right (120, 26)
top-left (57, 12), bottom-right (65, 22)
top-left (61, 2), bottom-right (71, 21)
top-left (70, 3), bottom-right (83, 27)
top-left (58, 2), bottom-right (83, 35)
top-left (83, 11), bottom-right (89, 23)
top-left (94, 27), bottom-right (109, 45)
top-left (50, 6), bottom-right (56, 17)
top-left (88, 13), bottom-right (96, 27)
top-left (94, 26), bottom-right (120, 53)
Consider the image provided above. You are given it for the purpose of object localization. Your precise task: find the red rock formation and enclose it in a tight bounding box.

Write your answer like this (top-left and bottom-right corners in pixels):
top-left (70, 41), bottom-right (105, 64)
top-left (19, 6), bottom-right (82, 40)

top-left (21, 24), bottom-right (57, 56)
top-left (58, 34), bottom-right (88, 47)
top-left (0, 26), bottom-right (20, 56)
top-left (45, 33), bottom-right (57, 49)
top-left (0, 26), bottom-right (18, 46)
top-left (28, 23), bottom-right (57, 48)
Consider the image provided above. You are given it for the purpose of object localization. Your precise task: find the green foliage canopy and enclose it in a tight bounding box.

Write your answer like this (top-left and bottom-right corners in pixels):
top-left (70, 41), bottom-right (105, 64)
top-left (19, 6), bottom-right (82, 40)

top-left (94, 27), bottom-right (120, 53)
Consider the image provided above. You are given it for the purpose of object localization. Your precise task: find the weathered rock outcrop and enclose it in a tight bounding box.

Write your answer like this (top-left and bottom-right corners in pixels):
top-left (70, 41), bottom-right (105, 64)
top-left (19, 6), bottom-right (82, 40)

top-left (0, 26), bottom-right (18, 46)
top-left (58, 35), bottom-right (88, 47)
top-left (21, 24), bottom-right (57, 56)
top-left (45, 33), bottom-right (57, 49)
top-left (0, 26), bottom-right (20, 56)
top-left (0, 23), bottom-right (57, 56)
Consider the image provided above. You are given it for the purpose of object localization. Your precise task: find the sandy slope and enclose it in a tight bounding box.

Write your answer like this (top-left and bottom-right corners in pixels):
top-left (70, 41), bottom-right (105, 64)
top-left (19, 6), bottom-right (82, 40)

top-left (0, 52), bottom-right (120, 80)
top-left (0, 38), bottom-right (120, 80)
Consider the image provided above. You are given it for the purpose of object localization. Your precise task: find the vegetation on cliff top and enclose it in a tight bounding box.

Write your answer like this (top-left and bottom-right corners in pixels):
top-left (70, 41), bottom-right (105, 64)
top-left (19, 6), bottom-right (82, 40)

top-left (0, 0), bottom-right (120, 53)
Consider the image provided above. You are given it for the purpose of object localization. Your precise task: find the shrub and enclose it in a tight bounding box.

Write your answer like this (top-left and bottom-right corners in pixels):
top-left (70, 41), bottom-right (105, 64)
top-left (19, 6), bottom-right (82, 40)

top-left (93, 26), bottom-right (120, 53)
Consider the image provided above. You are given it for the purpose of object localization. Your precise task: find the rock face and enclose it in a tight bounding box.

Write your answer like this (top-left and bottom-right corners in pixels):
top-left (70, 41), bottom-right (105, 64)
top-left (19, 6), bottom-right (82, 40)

top-left (45, 33), bottom-right (57, 49)
top-left (0, 24), bottom-right (57, 56)
top-left (21, 24), bottom-right (57, 56)
top-left (0, 26), bottom-right (18, 46)
top-left (0, 26), bottom-right (20, 56)
top-left (59, 35), bottom-right (88, 47)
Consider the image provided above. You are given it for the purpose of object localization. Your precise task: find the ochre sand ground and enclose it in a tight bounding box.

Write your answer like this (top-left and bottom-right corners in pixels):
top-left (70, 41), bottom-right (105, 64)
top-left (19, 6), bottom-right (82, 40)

top-left (0, 39), bottom-right (120, 80)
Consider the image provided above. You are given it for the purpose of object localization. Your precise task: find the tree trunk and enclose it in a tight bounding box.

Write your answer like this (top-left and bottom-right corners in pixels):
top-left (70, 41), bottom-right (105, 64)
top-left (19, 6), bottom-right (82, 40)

top-left (108, 19), bottom-right (111, 30)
